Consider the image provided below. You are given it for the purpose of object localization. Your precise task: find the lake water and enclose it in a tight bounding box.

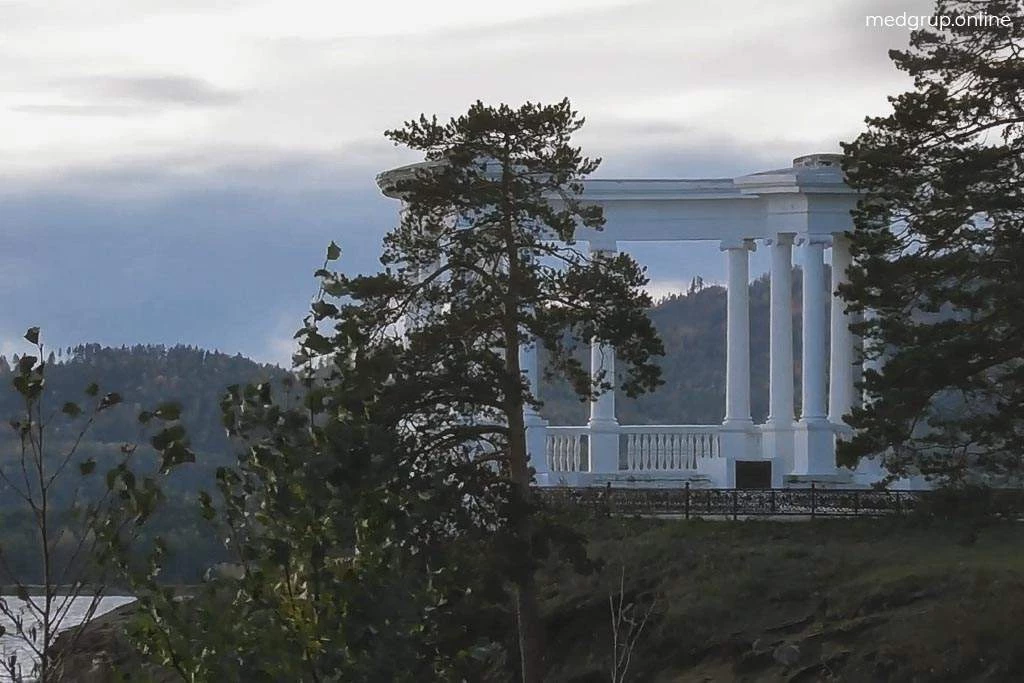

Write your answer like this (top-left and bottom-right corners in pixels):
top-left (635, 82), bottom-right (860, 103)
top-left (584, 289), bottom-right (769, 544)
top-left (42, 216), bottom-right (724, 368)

top-left (0, 595), bottom-right (134, 681)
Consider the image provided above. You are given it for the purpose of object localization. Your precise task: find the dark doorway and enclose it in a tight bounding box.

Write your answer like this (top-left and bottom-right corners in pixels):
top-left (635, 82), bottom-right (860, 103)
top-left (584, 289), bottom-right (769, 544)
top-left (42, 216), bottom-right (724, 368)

top-left (735, 461), bottom-right (772, 489)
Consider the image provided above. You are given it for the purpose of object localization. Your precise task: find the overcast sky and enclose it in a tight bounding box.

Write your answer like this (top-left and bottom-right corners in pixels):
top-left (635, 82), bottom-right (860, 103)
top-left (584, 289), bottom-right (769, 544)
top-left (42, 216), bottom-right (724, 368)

top-left (1, 0), bottom-right (932, 364)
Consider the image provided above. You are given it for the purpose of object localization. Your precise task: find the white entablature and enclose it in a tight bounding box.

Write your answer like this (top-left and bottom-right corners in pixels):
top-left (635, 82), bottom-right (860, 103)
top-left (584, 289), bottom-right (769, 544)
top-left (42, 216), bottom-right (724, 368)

top-left (378, 154), bottom-right (856, 245)
top-left (377, 153), bottom-right (888, 490)
top-left (565, 153), bottom-right (857, 249)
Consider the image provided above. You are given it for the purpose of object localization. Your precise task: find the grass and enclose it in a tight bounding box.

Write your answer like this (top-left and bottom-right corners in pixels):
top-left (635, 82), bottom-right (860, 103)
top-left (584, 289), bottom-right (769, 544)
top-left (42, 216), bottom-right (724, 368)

top-left (539, 514), bottom-right (1024, 681)
top-left (51, 512), bottom-right (1024, 681)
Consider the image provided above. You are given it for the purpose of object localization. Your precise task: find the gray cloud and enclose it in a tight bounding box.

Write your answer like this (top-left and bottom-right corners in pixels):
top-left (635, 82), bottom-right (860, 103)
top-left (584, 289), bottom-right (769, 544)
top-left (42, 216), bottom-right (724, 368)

top-left (0, 136), bottom-right (804, 364)
top-left (0, 0), bottom-right (935, 362)
top-left (66, 74), bottom-right (243, 107)
top-left (10, 103), bottom-right (153, 117)
top-left (1, 151), bottom-right (398, 364)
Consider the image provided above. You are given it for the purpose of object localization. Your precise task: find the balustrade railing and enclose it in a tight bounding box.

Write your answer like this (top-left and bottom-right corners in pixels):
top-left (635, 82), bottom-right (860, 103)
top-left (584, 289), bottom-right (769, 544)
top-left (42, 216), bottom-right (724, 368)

top-left (545, 424), bottom-right (723, 474)
top-left (546, 427), bottom-right (588, 472)
top-left (619, 425), bottom-right (721, 471)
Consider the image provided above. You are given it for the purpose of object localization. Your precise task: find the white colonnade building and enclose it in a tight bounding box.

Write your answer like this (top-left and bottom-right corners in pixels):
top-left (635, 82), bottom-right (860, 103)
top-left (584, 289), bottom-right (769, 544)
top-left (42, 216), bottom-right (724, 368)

top-left (379, 153), bottom-right (876, 489)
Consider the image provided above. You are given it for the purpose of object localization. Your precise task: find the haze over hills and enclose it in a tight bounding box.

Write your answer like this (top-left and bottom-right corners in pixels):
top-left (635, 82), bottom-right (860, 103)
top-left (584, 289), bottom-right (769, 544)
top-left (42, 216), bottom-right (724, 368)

top-left (0, 267), bottom-right (827, 462)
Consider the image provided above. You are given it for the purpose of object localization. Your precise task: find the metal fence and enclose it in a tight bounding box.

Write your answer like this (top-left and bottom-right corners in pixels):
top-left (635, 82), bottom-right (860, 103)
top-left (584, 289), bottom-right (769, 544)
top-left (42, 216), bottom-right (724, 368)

top-left (536, 484), bottom-right (928, 519)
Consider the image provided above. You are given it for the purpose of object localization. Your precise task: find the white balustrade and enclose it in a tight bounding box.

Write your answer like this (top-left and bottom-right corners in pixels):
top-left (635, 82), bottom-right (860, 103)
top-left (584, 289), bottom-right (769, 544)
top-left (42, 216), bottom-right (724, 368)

top-left (546, 427), bottom-right (588, 473)
top-left (546, 425), bottom-right (722, 474)
top-left (620, 426), bottom-right (721, 472)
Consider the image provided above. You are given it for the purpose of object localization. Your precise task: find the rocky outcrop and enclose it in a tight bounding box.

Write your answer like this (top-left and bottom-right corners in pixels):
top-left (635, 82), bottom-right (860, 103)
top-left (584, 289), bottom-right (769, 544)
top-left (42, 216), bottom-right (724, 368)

top-left (51, 602), bottom-right (178, 683)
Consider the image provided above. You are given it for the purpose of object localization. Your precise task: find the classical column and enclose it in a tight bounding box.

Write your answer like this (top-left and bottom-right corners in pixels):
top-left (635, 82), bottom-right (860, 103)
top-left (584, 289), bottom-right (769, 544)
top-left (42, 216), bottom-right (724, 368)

top-left (855, 308), bottom-right (889, 483)
top-left (860, 308), bottom-right (883, 408)
top-left (588, 341), bottom-right (617, 426)
top-left (588, 243), bottom-right (619, 474)
top-left (721, 238), bottom-right (755, 428)
top-left (717, 238), bottom-right (756, 476)
top-left (760, 233), bottom-right (796, 482)
top-left (519, 338), bottom-right (549, 480)
top-left (828, 233), bottom-right (855, 427)
top-left (852, 310), bottom-right (864, 411)
top-left (794, 234), bottom-right (835, 475)
top-left (520, 337), bottom-right (542, 419)
top-left (800, 235), bottom-right (830, 422)
top-left (766, 234), bottom-right (795, 427)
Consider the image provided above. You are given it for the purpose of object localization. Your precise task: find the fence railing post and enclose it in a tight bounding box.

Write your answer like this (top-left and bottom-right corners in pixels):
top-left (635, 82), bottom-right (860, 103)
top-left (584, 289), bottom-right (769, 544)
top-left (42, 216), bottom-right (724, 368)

top-left (530, 485), bottom-right (958, 518)
top-left (684, 482), bottom-right (691, 521)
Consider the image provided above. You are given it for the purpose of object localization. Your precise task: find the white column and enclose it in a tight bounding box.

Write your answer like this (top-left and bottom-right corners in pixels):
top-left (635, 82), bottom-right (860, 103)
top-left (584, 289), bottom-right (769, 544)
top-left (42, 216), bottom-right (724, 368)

top-left (852, 310), bottom-right (864, 411)
top-left (861, 308), bottom-right (884, 407)
top-left (718, 238), bottom-right (756, 470)
top-left (587, 243), bottom-right (619, 474)
top-left (794, 234), bottom-right (835, 475)
top-left (587, 341), bottom-right (617, 427)
top-left (520, 338), bottom-right (549, 480)
top-left (520, 339), bottom-right (541, 419)
top-left (721, 239), bottom-right (754, 427)
top-left (761, 233), bottom-right (795, 484)
top-left (587, 244), bottom-right (618, 430)
top-left (800, 236), bottom-right (829, 423)
top-left (828, 233), bottom-right (855, 426)
top-left (855, 308), bottom-right (889, 484)
top-left (766, 234), bottom-right (795, 427)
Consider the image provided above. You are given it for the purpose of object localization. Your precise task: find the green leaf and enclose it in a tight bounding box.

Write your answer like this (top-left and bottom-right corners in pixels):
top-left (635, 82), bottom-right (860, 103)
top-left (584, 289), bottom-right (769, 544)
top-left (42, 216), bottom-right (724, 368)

top-left (311, 300), bottom-right (339, 320)
top-left (79, 458), bottom-right (96, 476)
top-left (326, 241), bottom-right (342, 261)
top-left (84, 382), bottom-right (99, 397)
top-left (198, 491), bottom-right (215, 520)
top-left (158, 441), bottom-right (195, 474)
top-left (154, 402), bottom-right (182, 421)
top-left (23, 327), bottom-right (39, 345)
top-left (62, 402), bottom-right (82, 418)
top-left (99, 392), bottom-right (122, 410)
top-left (150, 424), bottom-right (187, 451)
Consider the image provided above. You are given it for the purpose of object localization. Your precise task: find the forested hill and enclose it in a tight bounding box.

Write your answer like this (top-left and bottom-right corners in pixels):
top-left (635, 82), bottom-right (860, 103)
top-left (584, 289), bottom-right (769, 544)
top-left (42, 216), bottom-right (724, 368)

top-left (0, 343), bottom-right (288, 456)
top-left (0, 267), bottom-right (820, 453)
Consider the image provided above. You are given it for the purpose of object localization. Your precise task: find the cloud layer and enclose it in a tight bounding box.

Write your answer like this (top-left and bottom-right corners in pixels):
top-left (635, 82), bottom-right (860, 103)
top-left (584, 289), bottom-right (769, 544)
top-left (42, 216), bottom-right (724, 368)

top-left (0, 0), bottom-right (932, 362)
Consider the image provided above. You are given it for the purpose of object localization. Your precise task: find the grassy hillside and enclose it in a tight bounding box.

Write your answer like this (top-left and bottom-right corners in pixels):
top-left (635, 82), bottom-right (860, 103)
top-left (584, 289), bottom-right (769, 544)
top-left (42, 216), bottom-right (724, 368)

top-left (56, 515), bottom-right (1024, 681)
top-left (541, 515), bottom-right (1024, 681)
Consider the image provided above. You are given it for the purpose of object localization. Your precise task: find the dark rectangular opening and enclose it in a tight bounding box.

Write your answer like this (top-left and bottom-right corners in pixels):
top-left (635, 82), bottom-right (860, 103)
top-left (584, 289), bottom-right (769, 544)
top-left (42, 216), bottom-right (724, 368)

top-left (735, 461), bottom-right (772, 489)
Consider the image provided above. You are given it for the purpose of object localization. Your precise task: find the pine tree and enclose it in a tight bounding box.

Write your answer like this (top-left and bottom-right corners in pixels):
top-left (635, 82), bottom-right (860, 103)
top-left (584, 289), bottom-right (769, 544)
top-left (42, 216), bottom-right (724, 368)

top-left (347, 99), bottom-right (664, 681)
top-left (839, 0), bottom-right (1024, 484)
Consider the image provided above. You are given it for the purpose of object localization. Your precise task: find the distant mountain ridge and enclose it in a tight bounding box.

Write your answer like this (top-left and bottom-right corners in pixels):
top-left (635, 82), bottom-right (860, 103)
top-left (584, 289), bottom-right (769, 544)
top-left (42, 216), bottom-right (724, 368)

top-left (0, 267), bottom-right (823, 453)
top-left (0, 343), bottom-right (288, 457)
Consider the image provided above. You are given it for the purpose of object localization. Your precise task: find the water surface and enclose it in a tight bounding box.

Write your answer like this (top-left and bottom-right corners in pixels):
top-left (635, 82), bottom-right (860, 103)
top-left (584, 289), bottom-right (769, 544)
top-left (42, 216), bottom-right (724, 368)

top-left (0, 595), bottom-right (134, 681)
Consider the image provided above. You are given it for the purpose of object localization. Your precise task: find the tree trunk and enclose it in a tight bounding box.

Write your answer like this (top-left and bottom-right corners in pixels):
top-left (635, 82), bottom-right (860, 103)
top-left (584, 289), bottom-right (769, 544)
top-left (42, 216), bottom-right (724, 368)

top-left (501, 143), bottom-right (544, 682)
top-left (507, 396), bottom-right (544, 682)
top-left (513, 573), bottom-right (544, 683)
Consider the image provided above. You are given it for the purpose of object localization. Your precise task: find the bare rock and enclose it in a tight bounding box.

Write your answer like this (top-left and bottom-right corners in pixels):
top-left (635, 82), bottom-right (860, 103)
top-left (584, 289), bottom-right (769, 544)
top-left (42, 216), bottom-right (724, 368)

top-left (773, 643), bottom-right (801, 668)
